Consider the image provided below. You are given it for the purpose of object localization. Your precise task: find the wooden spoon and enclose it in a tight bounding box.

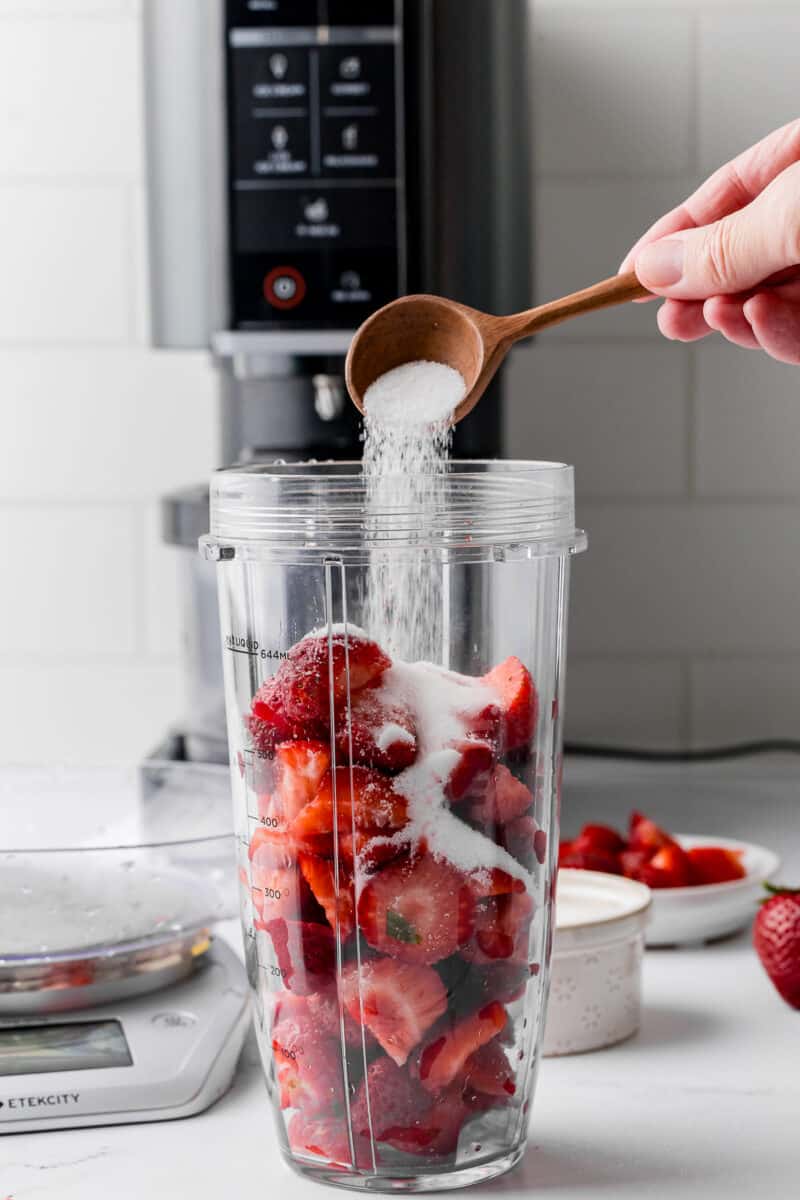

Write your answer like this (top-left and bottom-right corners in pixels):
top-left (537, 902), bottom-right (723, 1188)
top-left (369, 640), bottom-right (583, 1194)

top-left (346, 271), bottom-right (650, 423)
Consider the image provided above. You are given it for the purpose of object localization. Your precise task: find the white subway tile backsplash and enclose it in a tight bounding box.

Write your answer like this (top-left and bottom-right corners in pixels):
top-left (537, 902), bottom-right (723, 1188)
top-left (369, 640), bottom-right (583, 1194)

top-left (0, 185), bottom-right (130, 343)
top-left (143, 502), bottom-right (184, 660)
top-left (0, 16), bottom-right (141, 178)
top-left (566, 656), bottom-right (685, 750)
top-left (695, 344), bottom-right (800, 497)
top-left (0, 505), bottom-right (139, 658)
top-left (0, 662), bottom-right (181, 765)
top-left (0, 349), bottom-right (218, 500)
top-left (698, 13), bottom-right (800, 174)
top-left (570, 502), bottom-right (800, 656)
top-left (506, 343), bottom-right (689, 497)
top-left (690, 657), bottom-right (800, 746)
top-left (535, 179), bottom-right (696, 338)
top-left (533, 8), bottom-right (692, 175)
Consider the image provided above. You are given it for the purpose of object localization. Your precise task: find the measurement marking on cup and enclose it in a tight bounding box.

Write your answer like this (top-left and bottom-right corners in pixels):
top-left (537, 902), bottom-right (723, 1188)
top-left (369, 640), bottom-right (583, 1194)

top-left (224, 634), bottom-right (290, 661)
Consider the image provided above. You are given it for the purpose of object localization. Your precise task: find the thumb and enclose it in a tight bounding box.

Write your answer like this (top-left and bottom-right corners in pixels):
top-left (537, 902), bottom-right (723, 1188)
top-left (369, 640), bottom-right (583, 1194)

top-left (635, 161), bottom-right (800, 299)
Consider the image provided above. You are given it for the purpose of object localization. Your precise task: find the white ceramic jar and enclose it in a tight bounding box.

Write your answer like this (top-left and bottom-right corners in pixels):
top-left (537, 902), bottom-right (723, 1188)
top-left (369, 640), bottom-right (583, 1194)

top-left (543, 869), bottom-right (652, 1056)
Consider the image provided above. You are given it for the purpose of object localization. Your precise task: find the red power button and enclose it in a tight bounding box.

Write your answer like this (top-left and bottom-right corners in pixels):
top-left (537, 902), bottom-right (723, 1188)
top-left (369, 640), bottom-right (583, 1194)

top-left (264, 265), bottom-right (307, 310)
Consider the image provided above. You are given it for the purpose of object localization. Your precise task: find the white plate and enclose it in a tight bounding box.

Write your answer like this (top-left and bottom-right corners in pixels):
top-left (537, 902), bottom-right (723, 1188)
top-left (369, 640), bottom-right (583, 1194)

top-left (646, 834), bottom-right (780, 947)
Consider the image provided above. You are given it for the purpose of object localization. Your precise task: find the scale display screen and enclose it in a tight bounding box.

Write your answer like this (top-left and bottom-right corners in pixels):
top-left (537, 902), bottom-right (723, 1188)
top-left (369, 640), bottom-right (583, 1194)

top-left (0, 1020), bottom-right (133, 1077)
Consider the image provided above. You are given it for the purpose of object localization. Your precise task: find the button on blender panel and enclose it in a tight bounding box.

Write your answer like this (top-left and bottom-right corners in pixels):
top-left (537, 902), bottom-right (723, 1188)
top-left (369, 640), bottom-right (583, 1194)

top-left (234, 186), bottom-right (398, 255)
top-left (234, 46), bottom-right (310, 108)
top-left (235, 113), bottom-right (312, 180)
top-left (232, 249), bottom-right (399, 328)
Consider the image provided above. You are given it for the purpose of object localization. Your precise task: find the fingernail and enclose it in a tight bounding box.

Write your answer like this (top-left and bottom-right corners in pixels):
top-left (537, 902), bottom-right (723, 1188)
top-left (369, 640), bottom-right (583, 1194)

top-left (636, 239), bottom-right (684, 288)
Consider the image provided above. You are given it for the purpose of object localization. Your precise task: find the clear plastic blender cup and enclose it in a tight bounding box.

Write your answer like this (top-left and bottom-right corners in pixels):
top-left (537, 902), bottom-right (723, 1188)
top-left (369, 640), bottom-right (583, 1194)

top-left (202, 461), bottom-right (585, 1192)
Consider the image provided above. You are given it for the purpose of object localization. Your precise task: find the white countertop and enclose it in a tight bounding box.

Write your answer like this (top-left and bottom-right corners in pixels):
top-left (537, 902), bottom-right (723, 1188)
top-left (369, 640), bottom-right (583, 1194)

top-left (4, 760), bottom-right (798, 1198)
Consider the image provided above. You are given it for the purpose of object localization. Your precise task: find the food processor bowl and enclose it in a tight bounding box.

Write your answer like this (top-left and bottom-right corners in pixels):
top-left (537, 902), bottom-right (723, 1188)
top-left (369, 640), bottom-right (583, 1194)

top-left (203, 460), bottom-right (585, 1191)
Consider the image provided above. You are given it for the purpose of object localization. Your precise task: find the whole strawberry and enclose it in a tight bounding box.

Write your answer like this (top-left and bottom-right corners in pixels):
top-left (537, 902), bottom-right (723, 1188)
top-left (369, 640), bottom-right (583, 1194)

top-left (753, 884), bottom-right (800, 1010)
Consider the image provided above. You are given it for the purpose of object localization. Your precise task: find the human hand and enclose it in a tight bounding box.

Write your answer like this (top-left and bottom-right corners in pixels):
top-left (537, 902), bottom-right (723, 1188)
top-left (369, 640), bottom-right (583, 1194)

top-left (620, 120), bottom-right (800, 363)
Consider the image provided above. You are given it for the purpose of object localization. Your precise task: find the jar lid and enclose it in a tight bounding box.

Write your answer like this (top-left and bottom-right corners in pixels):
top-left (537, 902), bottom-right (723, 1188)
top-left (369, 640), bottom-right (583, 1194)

top-left (554, 869), bottom-right (652, 952)
top-left (203, 460), bottom-right (586, 561)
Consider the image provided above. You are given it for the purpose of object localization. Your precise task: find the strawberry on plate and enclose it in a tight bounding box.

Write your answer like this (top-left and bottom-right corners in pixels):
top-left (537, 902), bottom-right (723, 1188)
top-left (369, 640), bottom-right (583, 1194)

top-left (559, 846), bottom-right (621, 875)
top-left (464, 764), bottom-right (533, 826)
top-left (482, 657), bottom-right (538, 752)
top-left (619, 847), bottom-right (651, 879)
top-left (573, 823), bottom-right (626, 855)
top-left (358, 855), bottom-right (474, 965)
top-left (340, 958), bottom-right (447, 1066)
top-left (298, 853), bottom-right (356, 939)
top-left (634, 843), bottom-right (692, 889)
top-left (417, 1001), bottom-right (507, 1092)
top-left (290, 768), bottom-right (408, 855)
top-left (265, 918), bottom-right (336, 994)
top-left (686, 846), bottom-right (746, 885)
top-left (628, 811), bottom-right (674, 855)
top-left (336, 687), bottom-right (417, 772)
top-left (753, 884), bottom-right (800, 1009)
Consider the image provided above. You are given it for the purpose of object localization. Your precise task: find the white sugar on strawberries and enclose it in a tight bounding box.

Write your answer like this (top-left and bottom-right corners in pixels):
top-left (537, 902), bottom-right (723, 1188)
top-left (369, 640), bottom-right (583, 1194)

top-left (375, 660), bottom-right (534, 887)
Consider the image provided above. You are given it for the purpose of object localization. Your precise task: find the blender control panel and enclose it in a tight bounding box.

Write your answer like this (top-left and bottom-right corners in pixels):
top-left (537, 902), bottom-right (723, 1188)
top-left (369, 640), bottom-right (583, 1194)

top-left (225, 0), bottom-right (405, 330)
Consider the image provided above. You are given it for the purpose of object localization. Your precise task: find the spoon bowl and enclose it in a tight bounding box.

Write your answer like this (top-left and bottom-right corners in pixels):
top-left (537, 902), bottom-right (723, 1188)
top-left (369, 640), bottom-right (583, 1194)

top-left (346, 271), bottom-right (650, 423)
top-left (345, 293), bottom-right (487, 416)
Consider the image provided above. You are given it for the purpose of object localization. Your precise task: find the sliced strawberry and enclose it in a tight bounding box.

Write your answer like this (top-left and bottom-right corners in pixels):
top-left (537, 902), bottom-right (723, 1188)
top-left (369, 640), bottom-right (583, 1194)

top-left (417, 1001), bottom-right (507, 1092)
top-left (628, 810), bottom-right (674, 854)
top-left (249, 675), bottom-right (314, 754)
top-left (298, 853), bottom-right (355, 939)
top-left (272, 1007), bottom-right (343, 1117)
top-left (465, 765), bottom-right (533, 826)
top-left (279, 632), bottom-right (391, 727)
top-left (559, 847), bottom-right (621, 875)
top-left (686, 845), bottom-right (746, 885)
top-left (358, 855), bottom-right (474, 965)
top-left (619, 847), bottom-right (650, 878)
top-left (265, 918), bottom-right (336, 995)
top-left (275, 741), bottom-right (332, 823)
top-left (336, 688), bottom-right (417, 772)
top-left (635, 843), bottom-right (692, 888)
top-left (463, 1039), bottom-right (516, 1099)
top-left (340, 958), bottom-right (447, 1066)
top-left (467, 867), bottom-right (526, 900)
top-left (462, 891), bottom-right (534, 965)
top-left (445, 739), bottom-right (496, 802)
top-left (533, 828), bottom-right (547, 865)
top-left (482, 657), bottom-right (538, 752)
top-left (382, 1084), bottom-right (470, 1157)
top-left (290, 768), bottom-right (408, 855)
top-left (446, 961), bottom-right (529, 1014)
top-left (350, 1056), bottom-right (430, 1142)
top-left (287, 1114), bottom-right (373, 1169)
top-left (574, 823), bottom-right (626, 855)
top-left (339, 830), bottom-right (407, 873)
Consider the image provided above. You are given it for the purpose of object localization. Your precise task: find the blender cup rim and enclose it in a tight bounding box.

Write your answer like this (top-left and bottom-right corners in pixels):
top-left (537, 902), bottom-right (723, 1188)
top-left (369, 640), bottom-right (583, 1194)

top-left (203, 459), bottom-right (586, 558)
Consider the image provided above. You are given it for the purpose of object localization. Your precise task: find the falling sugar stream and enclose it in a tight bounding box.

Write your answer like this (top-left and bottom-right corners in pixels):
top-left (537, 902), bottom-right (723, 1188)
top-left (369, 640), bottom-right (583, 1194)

top-left (361, 361), bottom-right (465, 662)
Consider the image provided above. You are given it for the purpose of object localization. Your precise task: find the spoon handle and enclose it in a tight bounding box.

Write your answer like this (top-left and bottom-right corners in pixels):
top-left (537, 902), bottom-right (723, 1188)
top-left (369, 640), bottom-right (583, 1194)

top-left (501, 271), bottom-right (650, 342)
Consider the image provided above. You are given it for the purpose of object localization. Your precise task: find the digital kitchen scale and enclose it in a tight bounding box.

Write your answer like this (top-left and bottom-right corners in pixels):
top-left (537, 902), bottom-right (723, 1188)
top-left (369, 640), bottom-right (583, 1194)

top-left (0, 938), bottom-right (250, 1133)
top-left (0, 765), bottom-right (250, 1133)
